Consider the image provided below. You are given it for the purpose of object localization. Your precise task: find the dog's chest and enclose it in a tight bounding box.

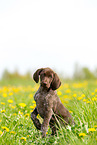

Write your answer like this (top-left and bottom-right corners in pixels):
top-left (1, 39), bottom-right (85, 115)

top-left (34, 90), bottom-right (54, 118)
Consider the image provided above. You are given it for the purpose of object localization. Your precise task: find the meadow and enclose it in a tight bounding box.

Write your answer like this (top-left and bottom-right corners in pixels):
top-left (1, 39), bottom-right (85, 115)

top-left (0, 79), bottom-right (97, 145)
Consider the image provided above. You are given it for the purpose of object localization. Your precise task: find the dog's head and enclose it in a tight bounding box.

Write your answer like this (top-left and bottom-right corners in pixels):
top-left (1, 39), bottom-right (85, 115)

top-left (33, 68), bottom-right (61, 90)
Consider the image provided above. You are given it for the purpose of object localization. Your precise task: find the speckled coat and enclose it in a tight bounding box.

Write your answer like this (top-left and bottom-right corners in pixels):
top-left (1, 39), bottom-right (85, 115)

top-left (31, 68), bottom-right (75, 137)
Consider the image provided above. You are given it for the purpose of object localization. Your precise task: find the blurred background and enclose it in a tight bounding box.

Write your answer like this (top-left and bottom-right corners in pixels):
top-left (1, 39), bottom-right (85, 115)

top-left (0, 0), bottom-right (97, 81)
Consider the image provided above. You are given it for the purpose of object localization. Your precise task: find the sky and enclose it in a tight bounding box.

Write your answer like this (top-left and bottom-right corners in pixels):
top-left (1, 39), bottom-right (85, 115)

top-left (0, 0), bottom-right (97, 78)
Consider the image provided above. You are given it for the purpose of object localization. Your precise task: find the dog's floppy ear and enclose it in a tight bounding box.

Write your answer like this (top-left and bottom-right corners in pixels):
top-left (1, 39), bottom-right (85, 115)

top-left (33, 68), bottom-right (43, 83)
top-left (51, 73), bottom-right (61, 90)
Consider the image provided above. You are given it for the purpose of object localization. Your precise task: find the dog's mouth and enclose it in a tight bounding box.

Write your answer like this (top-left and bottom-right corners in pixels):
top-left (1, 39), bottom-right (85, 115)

top-left (41, 83), bottom-right (50, 89)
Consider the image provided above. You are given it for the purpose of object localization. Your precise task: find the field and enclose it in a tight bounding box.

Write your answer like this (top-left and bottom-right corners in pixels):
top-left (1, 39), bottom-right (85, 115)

top-left (0, 79), bottom-right (97, 145)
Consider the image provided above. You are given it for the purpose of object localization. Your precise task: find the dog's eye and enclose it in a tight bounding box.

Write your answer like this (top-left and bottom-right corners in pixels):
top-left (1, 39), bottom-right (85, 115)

top-left (49, 75), bottom-right (52, 78)
top-left (43, 73), bottom-right (46, 76)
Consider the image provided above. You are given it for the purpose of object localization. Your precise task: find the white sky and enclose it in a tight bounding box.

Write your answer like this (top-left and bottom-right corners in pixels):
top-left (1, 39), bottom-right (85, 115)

top-left (0, 0), bottom-right (97, 78)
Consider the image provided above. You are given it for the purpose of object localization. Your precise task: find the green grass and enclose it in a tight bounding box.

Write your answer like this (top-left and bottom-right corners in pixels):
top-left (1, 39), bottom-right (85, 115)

top-left (0, 80), bottom-right (97, 144)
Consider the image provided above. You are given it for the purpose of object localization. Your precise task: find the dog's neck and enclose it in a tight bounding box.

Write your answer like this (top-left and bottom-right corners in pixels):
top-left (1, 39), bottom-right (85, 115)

top-left (40, 85), bottom-right (53, 92)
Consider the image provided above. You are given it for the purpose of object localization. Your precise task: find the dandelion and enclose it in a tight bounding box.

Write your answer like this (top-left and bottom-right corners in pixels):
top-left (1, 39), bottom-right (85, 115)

top-left (1, 102), bottom-right (5, 105)
top-left (9, 92), bottom-right (13, 96)
top-left (20, 137), bottom-right (26, 141)
top-left (91, 92), bottom-right (95, 96)
top-left (19, 103), bottom-right (26, 107)
top-left (83, 99), bottom-right (88, 102)
top-left (8, 99), bottom-right (13, 103)
top-left (2, 127), bottom-right (9, 132)
top-left (24, 113), bottom-right (29, 117)
top-left (79, 133), bottom-right (86, 137)
top-left (2, 93), bottom-right (7, 97)
top-left (13, 113), bottom-right (17, 116)
top-left (78, 96), bottom-right (83, 100)
top-left (9, 104), bottom-right (16, 109)
top-left (65, 89), bottom-right (71, 93)
top-left (63, 95), bottom-right (68, 98)
top-left (92, 97), bottom-right (97, 101)
top-left (95, 89), bottom-right (97, 92)
top-left (57, 91), bottom-right (62, 95)
top-left (73, 94), bottom-right (77, 97)
top-left (32, 101), bottom-right (36, 104)
top-left (18, 111), bottom-right (23, 115)
top-left (81, 94), bottom-right (85, 97)
top-left (0, 131), bottom-right (3, 135)
top-left (69, 111), bottom-right (73, 114)
top-left (0, 120), bottom-right (2, 122)
top-left (1, 110), bottom-right (5, 113)
top-left (94, 125), bottom-right (97, 128)
top-left (10, 131), bottom-right (16, 134)
top-left (30, 106), bottom-right (35, 109)
top-left (88, 128), bottom-right (96, 132)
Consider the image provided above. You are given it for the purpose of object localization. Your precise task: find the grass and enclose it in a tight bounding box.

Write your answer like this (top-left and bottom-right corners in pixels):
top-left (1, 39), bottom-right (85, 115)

top-left (0, 79), bottom-right (97, 144)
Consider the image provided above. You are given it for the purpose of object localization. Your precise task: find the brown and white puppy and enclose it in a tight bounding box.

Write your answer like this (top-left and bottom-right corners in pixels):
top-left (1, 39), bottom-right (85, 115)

top-left (31, 68), bottom-right (75, 137)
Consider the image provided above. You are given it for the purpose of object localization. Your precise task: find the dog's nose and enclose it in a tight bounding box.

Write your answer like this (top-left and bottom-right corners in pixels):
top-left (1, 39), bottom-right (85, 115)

top-left (43, 81), bottom-right (48, 85)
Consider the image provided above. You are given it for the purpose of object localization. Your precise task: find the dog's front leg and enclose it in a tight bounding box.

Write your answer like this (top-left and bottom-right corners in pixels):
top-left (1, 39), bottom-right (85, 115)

top-left (31, 107), bottom-right (41, 130)
top-left (41, 110), bottom-right (53, 137)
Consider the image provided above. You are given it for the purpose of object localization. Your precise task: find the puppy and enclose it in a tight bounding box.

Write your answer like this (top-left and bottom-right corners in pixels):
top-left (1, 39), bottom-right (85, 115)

top-left (31, 68), bottom-right (75, 137)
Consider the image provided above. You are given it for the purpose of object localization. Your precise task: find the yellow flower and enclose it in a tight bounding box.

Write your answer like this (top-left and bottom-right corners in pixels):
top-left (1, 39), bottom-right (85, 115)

top-left (0, 131), bottom-right (3, 135)
top-left (63, 95), bottom-right (68, 98)
top-left (24, 113), bottom-right (29, 117)
top-left (9, 92), bottom-right (13, 96)
top-left (10, 131), bottom-right (16, 134)
top-left (30, 110), bottom-right (34, 112)
top-left (73, 94), bottom-right (77, 97)
top-left (9, 104), bottom-right (16, 109)
top-left (57, 91), bottom-right (62, 95)
top-left (1, 102), bottom-right (5, 105)
top-left (92, 97), bottom-right (97, 101)
top-left (19, 103), bottom-right (26, 107)
top-left (81, 94), bottom-right (85, 97)
top-left (65, 89), bottom-right (71, 93)
top-left (2, 126), bottom-right (9, 132)
top-left (83, 99), bottom-right (88, 102)
top-left (18, 111), bottom-right (23, 115)
top-left (20, 137), bottom-right (26, 141)
top-left (91, 92), bottom-right (95, 96)
top-left (1, 110), bottom-right (5, 113)
top-left (0, 120), bottom-right (2, 122)
top-left (32, 101), bottom-right (36, 104)
top-left (95, 89), bottom-right (97, 92)
top-left (13, 113), bottom-right (17, 116)
top-left (8, 99), bottom-right (13, 103)
top-left (88, 128), bottom-right (96, 132)
top-left (94, 125), bottom-right (97, 128)
top-left (69, 111), bottom-right (73, 114)
top-left (78, 97), bottom-right (83, 100)
top-left (2, 93), bottom-right (7, 97)
top-left (79, 133), bottom-right (86, 137)
top-left (30, 106), bottom-right (35, 109)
